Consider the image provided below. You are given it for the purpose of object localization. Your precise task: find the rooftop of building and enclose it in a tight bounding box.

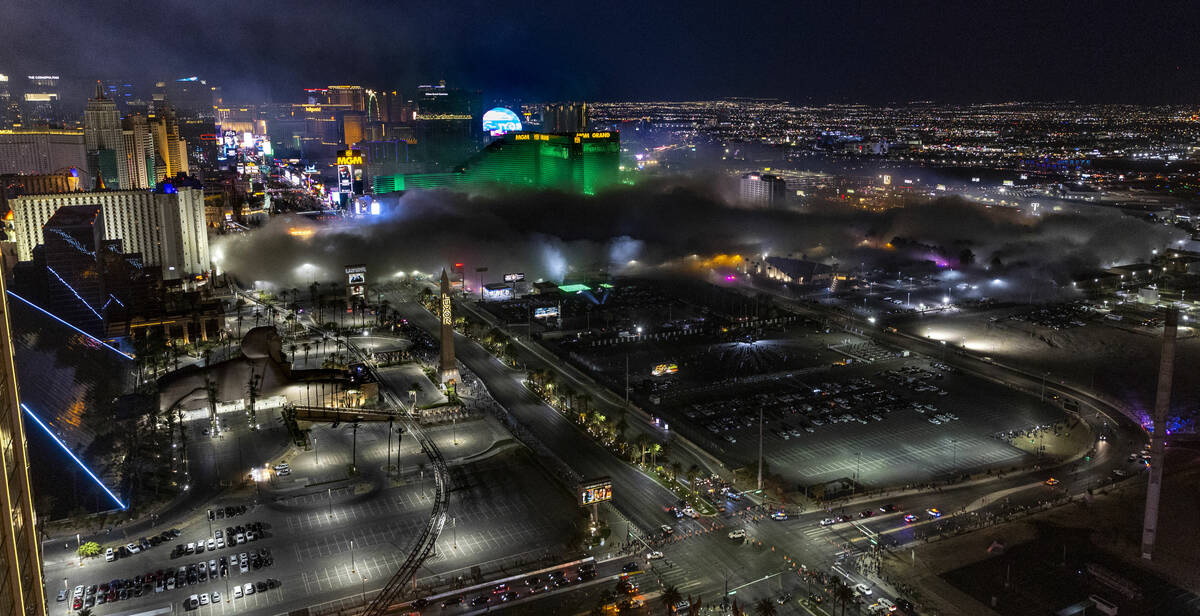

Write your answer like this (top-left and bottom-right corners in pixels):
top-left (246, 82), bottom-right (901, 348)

top-left (765, 256), bottom-right (834, 279)
top-left (45, 204), bottom-right (100, 227)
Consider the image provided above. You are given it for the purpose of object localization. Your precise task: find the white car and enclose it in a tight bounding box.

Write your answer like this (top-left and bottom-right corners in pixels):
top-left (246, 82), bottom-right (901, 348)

top-left (855, 583), bottom-right (872, 596)
top-left (770, 511), bottom-right (788, 521)
top-left (820, 518), bottom-right (836, 526)
top-left (728, 529), bottom-right (746, 540)
top-left (105, 547), bottom-right (115, 562)
top-left (212, 591), bottom-right (221, 602)
top-left (646, 551), bottom-right (665, 560)
top-left (216, 537), bottom-right (225, 549)
top-left (199, 593), bottom-right (209, 606)
top-left (125, 542), bottom-right (140, 554)
top-left (233, 586), bottom-right (242, 599)
top-left (236, 533), bottom-right (245, 544)
top-left (73, 585), bottom-right (84, 598)
top-left (875, 597), bottom-right (896, 611)
top-left (243, 583), bottom-right (255, 596)
top-left (206, 539), bottom-right (215, 551)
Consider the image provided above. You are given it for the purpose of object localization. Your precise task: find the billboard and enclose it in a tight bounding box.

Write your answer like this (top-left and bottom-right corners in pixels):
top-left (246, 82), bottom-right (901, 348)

top-left (533, 306), bottom-right (559, 319)
top-left (503, 272), bottom-right (525, 283)
top-left (651, 363), bottom-right (679, 376)
top-left (579, 477), bottom-right (612, 507)
top-left (345, 264), bottom-right (367, 287)
top-left (482, 286), bottom-right (513, 301)
top-left (482, 107), bottom-right (523, 136)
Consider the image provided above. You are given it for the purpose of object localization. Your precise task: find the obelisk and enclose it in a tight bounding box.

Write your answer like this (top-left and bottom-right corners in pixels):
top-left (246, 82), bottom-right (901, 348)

top-left (438, 269), bottom-right (459, 385)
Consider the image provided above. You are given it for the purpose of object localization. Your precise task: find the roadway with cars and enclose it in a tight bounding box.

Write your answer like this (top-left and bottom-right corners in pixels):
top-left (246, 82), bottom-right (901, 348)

top-left (390, 292), bottom-right (1145, 614)
top-left (44, 288), bottom-right (1145, 616)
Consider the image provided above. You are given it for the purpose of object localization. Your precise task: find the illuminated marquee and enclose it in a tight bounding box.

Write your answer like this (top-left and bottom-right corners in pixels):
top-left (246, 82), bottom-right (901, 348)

top-left (579, 477), bottom-right (613, 506)
top-left (337, 149), bottom-right (364, 165)
top-left (441, 295), bottom-right (452, 325)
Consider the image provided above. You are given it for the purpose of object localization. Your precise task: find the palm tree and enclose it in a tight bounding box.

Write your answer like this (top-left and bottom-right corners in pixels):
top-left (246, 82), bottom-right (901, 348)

top-left (636, 434), bottom-right (652, 466)
top-left (753, 598), bottom-right (777, 616)
top-left (660, 585), bottom-right (682, 615)
top-left (833, 578), bottom-right (855, 616)
top-left (234, 297), bottom-right (246, 337)
top-left (686, 464), bottom-right (701, 497)
top-left (670, 461), bottom-right (683, 483)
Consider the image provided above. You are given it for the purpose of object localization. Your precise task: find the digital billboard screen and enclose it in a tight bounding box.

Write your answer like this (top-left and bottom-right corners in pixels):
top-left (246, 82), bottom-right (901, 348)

top-left (579, 478), bottom-right (612, 506)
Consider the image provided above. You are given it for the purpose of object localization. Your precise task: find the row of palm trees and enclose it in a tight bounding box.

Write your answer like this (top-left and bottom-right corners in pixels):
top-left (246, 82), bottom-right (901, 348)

top-left (525, 367), bottom-right (712, 508)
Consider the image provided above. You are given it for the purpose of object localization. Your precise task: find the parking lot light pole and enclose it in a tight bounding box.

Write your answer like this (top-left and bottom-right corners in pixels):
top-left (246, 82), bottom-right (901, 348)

top-left (351, 539), bottom-right (356, 573)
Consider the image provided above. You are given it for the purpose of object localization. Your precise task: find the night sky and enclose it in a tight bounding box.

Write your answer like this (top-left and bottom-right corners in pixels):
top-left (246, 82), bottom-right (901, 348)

top-left (2, 0), bottom-right (1198, 103)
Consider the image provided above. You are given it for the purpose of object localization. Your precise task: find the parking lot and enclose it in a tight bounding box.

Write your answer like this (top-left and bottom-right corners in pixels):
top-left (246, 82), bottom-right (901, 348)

top-left (48, 405), bottom-right (580, 616)
top-left (691, 353), bottom-right (1061, 488)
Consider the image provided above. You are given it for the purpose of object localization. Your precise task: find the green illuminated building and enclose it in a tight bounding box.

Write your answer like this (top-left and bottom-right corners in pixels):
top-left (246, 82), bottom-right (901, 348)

top-left (372, 131), bottom-right (619, 195)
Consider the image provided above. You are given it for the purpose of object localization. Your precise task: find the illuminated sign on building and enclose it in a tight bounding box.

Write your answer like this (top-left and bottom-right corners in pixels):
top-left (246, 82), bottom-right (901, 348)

top-left (346, 264), bottom-right (367, 299)
top-left (441, 294), bottom-right (452, 325)
top-left (579, 477), bottom-right (613, 506)
top-left (533, 306), bottom-right (559, 319)
top-left (503, 272), bottom-right (525, 283)
top-left (482, 107), bottom-right (523, 136)
top-left (337, 149), bottom-right (364, 165)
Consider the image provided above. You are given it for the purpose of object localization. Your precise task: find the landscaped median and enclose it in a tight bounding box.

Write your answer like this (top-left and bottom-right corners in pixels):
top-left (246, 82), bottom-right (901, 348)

top-left (521, 378), bottom-right (719, 517)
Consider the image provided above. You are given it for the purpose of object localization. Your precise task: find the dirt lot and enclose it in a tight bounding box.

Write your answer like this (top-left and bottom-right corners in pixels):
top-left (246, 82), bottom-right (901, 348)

top-left (888, 444), bottom-right (1200, 616)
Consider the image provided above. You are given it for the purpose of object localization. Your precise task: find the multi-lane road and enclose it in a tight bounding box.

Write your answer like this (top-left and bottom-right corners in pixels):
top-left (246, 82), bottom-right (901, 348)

top-left (390, 291), bottom-right (1145, 613)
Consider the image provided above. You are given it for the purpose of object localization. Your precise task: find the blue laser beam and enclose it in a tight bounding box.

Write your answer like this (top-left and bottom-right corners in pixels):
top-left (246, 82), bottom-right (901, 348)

top-left (5, 291), bottom-right (133, 360)
top-left (21, 403), bottom-right (126, 510)
top-left (46, 266), bottom-right (103, 320)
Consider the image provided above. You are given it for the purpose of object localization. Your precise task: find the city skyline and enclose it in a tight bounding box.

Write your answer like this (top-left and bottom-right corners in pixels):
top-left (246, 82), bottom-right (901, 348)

top-left (1, 1), bottom-right (1199, 103)
top-left (3, 4), bottom-right (1200, 616)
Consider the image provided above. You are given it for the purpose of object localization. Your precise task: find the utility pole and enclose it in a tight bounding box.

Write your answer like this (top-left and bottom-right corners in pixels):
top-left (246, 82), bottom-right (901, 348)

top-left (1143, 308), bottom-right (1178, 560)
top-left (351, 420), bottom-right (360, 473)
top-left (757, 407), bottom-right (764, 492)
top-left (624, 354), bottom-right (630, 409)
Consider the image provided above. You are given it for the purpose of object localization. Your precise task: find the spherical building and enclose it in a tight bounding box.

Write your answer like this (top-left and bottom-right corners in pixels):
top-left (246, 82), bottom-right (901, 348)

top-left (481, 107), bottom-right (522, 136)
